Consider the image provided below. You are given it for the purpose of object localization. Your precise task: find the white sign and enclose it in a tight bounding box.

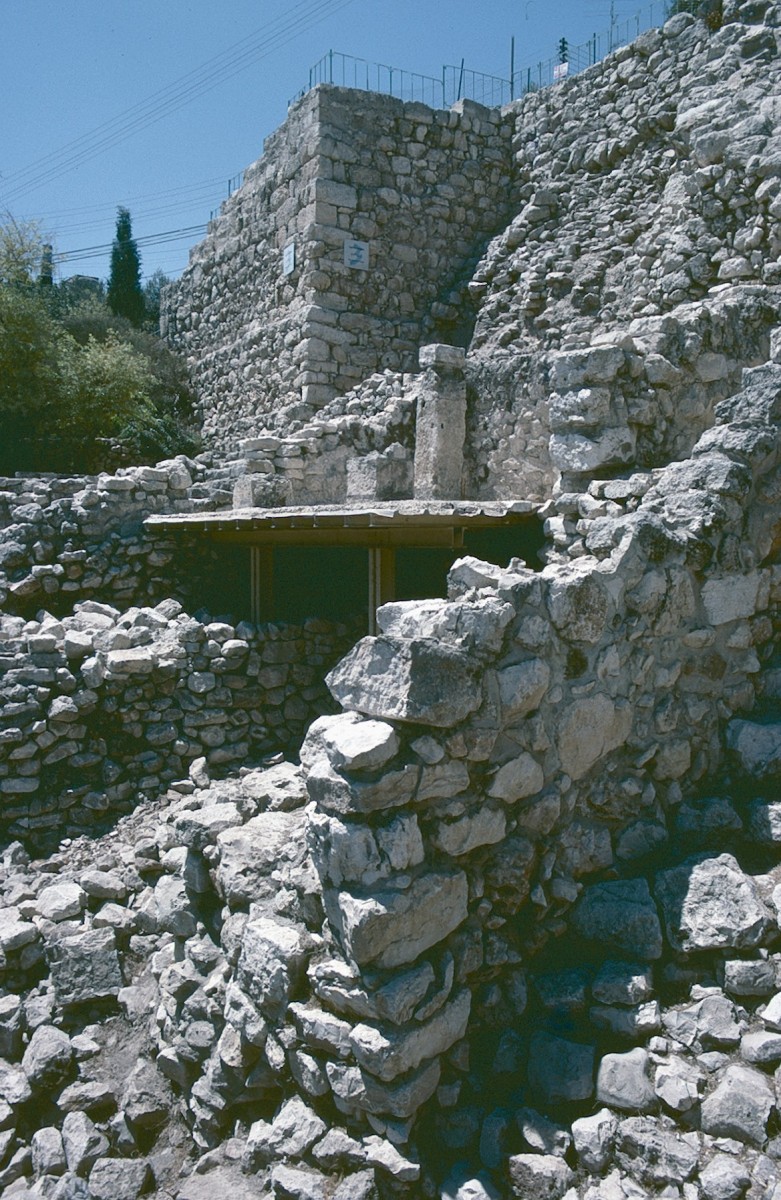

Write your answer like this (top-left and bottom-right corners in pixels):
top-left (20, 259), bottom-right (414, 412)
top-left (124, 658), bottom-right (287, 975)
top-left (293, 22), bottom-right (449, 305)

top-left (553, 61), bottom-right (569, 81)
top-left (282, 242), bottom-right (296, 275)
top-left (344, 239), bottom-right (370, 271)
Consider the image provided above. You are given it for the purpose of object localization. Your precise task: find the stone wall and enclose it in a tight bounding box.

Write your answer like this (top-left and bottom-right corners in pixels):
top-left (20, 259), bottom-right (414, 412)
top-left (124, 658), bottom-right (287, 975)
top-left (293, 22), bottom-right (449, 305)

top-left (106, 343), bottom-right (781, 1188)
top-left (465, 10), bottom-right (781, 502)
top-left (163, 87), bottom-right (515, 455)
top-left (0, 599), bottom-right (356, 848)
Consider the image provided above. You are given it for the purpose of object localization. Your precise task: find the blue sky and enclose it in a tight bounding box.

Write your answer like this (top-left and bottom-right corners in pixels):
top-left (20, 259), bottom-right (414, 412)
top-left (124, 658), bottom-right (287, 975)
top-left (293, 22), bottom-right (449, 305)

top-left (2, 0), bottom-right (666, 285)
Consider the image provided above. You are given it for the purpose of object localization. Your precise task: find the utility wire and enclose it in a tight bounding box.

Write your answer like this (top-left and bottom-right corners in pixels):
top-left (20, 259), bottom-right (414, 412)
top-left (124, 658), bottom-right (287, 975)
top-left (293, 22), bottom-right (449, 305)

top-left (1, 0), bottom-right (355, 205)
top-left (53, 223), bottom-right (209, 265)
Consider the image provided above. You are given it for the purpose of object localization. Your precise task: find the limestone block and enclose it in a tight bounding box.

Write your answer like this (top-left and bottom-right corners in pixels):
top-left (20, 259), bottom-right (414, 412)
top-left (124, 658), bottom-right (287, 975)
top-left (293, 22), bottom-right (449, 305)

top-left (549, 428), bottom-right (636, 473)
top-left (572, 879), bottom-right (663, 960)
top-left (47, 928), bottom-right (123, 1007)
top-left (615, 1117), bottom-right (699, 1186)
top-left (558, 695), bottom-right (632, 780)
top-left (327, 1057), bottom-right (441, 1119)
top-left (508, 1154), bottom-right (574, 1200)
top-left (596, 1047), bottom-right (656, 1112)
top-left (327, 636), bottom-right (483, 727)
top-left (430, 806), bottom-right (506, 857)
top-left (571, 1109), bottom-right (617, 1171)
top-left (349, 989), bottom-right (470, 1082)
top-left (236, 916), bottom-right (311, 1017)
top-left (546, 565), bottom-right (610, 643)
top-left (727, 720), bottom-right (781, 779)
top-left (486, 754), bottom-right (544, 802)
top-left (702, 573), bottom-right (762, 625)
top-left (334, 870), bottom-right (468, 969)
top-left (306, 757), bottom-right (419, 816)
top-left (548, 387), bottom-right (611, 432)
top-left (377, 597), bottom-right (515, 659)
top-left (319, 714), bottom-right (399, 773)
top-left (216, 810), bottom-right (308, 905)
top-left (656, 854), bottom-right (771, 954)
top-left (700, 1063), bottom-right (774, 1145)
top-left (497, 658), bottom-right (550, 720)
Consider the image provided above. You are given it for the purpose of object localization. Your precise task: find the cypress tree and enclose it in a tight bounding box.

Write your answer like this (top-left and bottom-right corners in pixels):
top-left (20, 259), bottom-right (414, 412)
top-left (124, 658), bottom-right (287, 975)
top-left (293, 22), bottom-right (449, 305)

top-left (107, 207), bottom-right (144, 326)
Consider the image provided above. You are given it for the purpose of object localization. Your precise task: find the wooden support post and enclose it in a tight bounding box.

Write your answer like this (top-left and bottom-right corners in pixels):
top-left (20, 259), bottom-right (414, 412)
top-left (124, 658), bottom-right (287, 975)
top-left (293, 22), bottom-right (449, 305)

top-left (250, 547), bottom-right (274, 625)
top-left (367, 547), bottom-right (396, 635)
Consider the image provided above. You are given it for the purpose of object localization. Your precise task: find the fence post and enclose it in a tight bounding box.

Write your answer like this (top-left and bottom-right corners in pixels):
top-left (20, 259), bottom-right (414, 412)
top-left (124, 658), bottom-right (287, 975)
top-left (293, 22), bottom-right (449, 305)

top-left (329, 49), bottom-right (333, 84)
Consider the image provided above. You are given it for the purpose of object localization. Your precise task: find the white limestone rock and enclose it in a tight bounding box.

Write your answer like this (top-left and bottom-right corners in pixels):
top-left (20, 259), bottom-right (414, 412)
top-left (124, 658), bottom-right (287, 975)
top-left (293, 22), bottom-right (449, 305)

top-left (349, 989), bottom-right (470, 1082)
top-left (236, 915), bottom-right (311, 1018)
top-left (326, 636), bottom-right (483, 727)
top-left (216, 809), bottom-right (308, 905)
top-left (571, 1108), bottom-right (618, 1171)
top-left (508, 1153), bottom-right (574, 1200)
top-left (333, 871), bottom-right (468, 969)
top-left (700, 1063), bottom-right (775, 1145)
top-left (615, 1117), bottom-right (699, 1186)
top-left (654, 1055), bottom-right (705, 1112)
top-left (244, 1096), bottom-right (327, 1167)
top-left (656, 854), bottom-right (772, 953)
top-left (596, 1048), bottom-right (656, 1113)
top-left (727, 720), bottom-right (781, 779)
top-left (47, 928), bottom-right (123, 1007)
top-left (557, 695), bottom-right (632, 781)
top-left (35, 882), bottom-right (86, 923)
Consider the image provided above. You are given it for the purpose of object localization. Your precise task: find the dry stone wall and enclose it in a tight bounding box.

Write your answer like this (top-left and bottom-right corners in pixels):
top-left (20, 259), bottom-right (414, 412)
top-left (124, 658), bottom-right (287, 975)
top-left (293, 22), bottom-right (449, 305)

top-left (164, 87), bottom-right (515, 456)
top-left (0, 599), bottom-right (355, 848)
top-left (466, 9), bottom-right (781, 502)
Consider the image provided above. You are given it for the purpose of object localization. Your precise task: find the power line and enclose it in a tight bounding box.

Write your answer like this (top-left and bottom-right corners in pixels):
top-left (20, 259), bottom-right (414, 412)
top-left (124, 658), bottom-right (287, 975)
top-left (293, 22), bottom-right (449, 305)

top-left (0, 0), bottom-right (355, 206)
top-left (53, 223), bottom-right (209, 266)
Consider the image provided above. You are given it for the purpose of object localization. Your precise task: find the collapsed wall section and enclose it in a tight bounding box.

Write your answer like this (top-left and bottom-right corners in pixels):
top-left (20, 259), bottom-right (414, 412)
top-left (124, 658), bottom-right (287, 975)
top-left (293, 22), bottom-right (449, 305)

top-left (163, 86), bottom-right (515, 455)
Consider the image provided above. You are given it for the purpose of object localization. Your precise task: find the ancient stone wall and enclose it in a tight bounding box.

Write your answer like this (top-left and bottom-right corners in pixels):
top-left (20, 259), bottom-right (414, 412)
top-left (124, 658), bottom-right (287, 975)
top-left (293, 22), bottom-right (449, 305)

top-left (163, 87), bottom-right (515, 455)
top-left (0, 599), bottom-right (355, 847)
top-left (466, 12), bottom-right (781, 502)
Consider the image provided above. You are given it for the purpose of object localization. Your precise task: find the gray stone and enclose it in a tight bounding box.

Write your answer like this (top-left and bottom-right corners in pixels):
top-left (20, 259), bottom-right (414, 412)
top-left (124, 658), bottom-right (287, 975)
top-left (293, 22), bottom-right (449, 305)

top-left (723, 958), bottom-right (777, 996)
top-left (216, 810), bottom-right (308, 905)
top-left (572, 879), bottom-right (663, 959)
top-left (349, 990), bottom-right (470, 1082)
top-left (87, 1158), bottom-right (153, 1200)
top-left (596, 1048), bottom-right (656, 1113)
top-left (656, 854), bottom-right (771, 953)
top-left (557, 695), bottom-right (632, 780)
top-left (36, 882), bottom-right (86, 922)
top-left (61, 1110), bottom-right (109, 1176)
top-left (31, 1126), bottom-right (66, 1177)
top-left (47, 928), bottom-right (122, 1006)
top-left (333, 870), bottom-right (468, 969)
top-left (120, 1059), bottom-right (171, 1131)
top-left (319, 714), bottom-right (399, 772)
top-left (326, 636), bottom-right (483, 727)
top-left (699, 1154), bottom-right (751, 1200)
top-left (740, 1029), bottom-right (781, 1064)
top-left (21, 1025), bottom-right (73, 1089)
top-left (527, 1033), bottom-right (595, 1104)
top-left (654, 1055), bottom-right (705, 1112)
top-left (245, 1096), bottom-right (327, 1167)
top-left (507, 1154), bottom-right (574, 1200)
top-left (615, 1117), bottom-right (699, 1185)
top-left (592, 961), bottom-right (654, 1006)
top-left (236, 915), bottom-right (311, 1017)
top-left (571, 1108), bottom-right (617, 1171)
top-left (700, 1063), bottom-right (775, 1145)
top-left (727, 720), bottom-right (781, 779)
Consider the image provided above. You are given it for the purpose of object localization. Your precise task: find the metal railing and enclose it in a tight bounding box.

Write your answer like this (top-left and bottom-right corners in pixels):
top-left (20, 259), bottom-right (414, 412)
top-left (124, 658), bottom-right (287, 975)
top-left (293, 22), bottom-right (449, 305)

top-left (291, 2), bottom-right (666, 110)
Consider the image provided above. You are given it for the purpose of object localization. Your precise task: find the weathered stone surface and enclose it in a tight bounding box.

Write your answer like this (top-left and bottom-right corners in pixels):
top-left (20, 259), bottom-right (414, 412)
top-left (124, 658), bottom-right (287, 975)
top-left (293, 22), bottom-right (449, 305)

top-left (596, 1048), bottom-right (656, 1112)
top-left (327, 1057), bottom-right (440, 1118)
top-left (656, 854), bottom-right (771, 953)
top-left (21, 1025), bottom-right (72, 1089)
top-left (320, 714), bottom-right (400, 773)
top-left (88, 1158), bottom-right (153, 1200)
top-left (508, 1154), bottom-right (574, 1200)
top-left (572, 879), bottom-right (663, 959)
top-left (486, 754), bottom-right (544, 802)
top-left (571, 1108), bottom-right (617, 1171)
top-left (47, 928), bottom-right (122, 1006)
top-left (497, 658), bottom-right (550, 720)
top-left (700, 1063), bottom-right (774, 1145)
top-left (61, 1110), bottom-right (109, 1176)
top-left (306, 757), bottom-right (419, 816)
top-left (216, 810), bottom-right (308, 905)
top-left (558, 695), bottom-right (632, 780)
top-left (326, 636), bottom-right (483, 727)
top-left (527, 1032), bottom-right (595, 1104)
top-left (245, 1096), bottom-right (327, 1167)
top-left (727, 720), bottom-right (781, 779)
top-left (333, 871), bottom-right (468, 969)
top-left (615, 1117), bottom-right (699, 1185)
top-left (237, 916), bottom-right (311, 1017)
top-left (349, 989), bottom-right (470, 1082)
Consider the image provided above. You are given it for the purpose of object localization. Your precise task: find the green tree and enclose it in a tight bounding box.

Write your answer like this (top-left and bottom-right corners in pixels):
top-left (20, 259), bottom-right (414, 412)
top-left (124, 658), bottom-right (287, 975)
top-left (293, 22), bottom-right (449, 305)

top-left (0, 215), bottom-right (46, 285)
top-left (107, 206), bottom-right (144, 326)
top-left (143, 267), bottom-right (171, 331)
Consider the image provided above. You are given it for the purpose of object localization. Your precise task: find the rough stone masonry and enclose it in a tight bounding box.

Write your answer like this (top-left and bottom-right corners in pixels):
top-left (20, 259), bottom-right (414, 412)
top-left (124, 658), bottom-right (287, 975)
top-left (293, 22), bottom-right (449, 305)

top-left (0, 2), bottom-right (780, 1198)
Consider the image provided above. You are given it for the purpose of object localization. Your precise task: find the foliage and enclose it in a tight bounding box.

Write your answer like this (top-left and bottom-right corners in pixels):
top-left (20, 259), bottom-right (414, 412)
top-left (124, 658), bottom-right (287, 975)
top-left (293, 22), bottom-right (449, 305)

top-left (0, 216), bottom-right (48, 286)
top-left (107, 207), bottom-right (145, 327)
top-left (665, 0), bottom-right (723, 29)
top-left (143, 268), bottom-right (171, 331)
top-left (0, 221), bottom-right (198, 475)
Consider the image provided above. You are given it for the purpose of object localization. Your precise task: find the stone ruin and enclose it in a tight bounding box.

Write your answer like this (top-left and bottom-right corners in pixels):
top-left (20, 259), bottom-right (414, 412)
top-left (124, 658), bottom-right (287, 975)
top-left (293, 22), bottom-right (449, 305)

top-left (1, 4), bottom-right (781, 1198)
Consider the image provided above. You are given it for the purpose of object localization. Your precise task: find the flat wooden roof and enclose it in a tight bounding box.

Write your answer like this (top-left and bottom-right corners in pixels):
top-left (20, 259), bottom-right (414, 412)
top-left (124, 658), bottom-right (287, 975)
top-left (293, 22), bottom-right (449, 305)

top-left (145, 501), bottom-right (538, 548)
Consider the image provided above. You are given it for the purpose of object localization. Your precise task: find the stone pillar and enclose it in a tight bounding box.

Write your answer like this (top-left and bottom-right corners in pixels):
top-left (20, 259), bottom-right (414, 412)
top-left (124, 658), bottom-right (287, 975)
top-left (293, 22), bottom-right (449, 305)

top-left (413, 344), bottom-right (467, 500)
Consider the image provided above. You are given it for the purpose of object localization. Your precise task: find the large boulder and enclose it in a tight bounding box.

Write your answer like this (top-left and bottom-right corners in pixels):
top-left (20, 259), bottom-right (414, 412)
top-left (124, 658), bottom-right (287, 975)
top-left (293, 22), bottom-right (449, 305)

top-left (571, 879), bottom-right (663, 960)
top-left (655, 854), bottom-right (771, 953)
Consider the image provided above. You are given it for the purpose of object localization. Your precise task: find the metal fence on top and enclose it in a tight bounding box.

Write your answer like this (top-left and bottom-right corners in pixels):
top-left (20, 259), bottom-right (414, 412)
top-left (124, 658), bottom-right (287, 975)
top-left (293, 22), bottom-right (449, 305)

top-left (290, 2), bottom-right (667, 111)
